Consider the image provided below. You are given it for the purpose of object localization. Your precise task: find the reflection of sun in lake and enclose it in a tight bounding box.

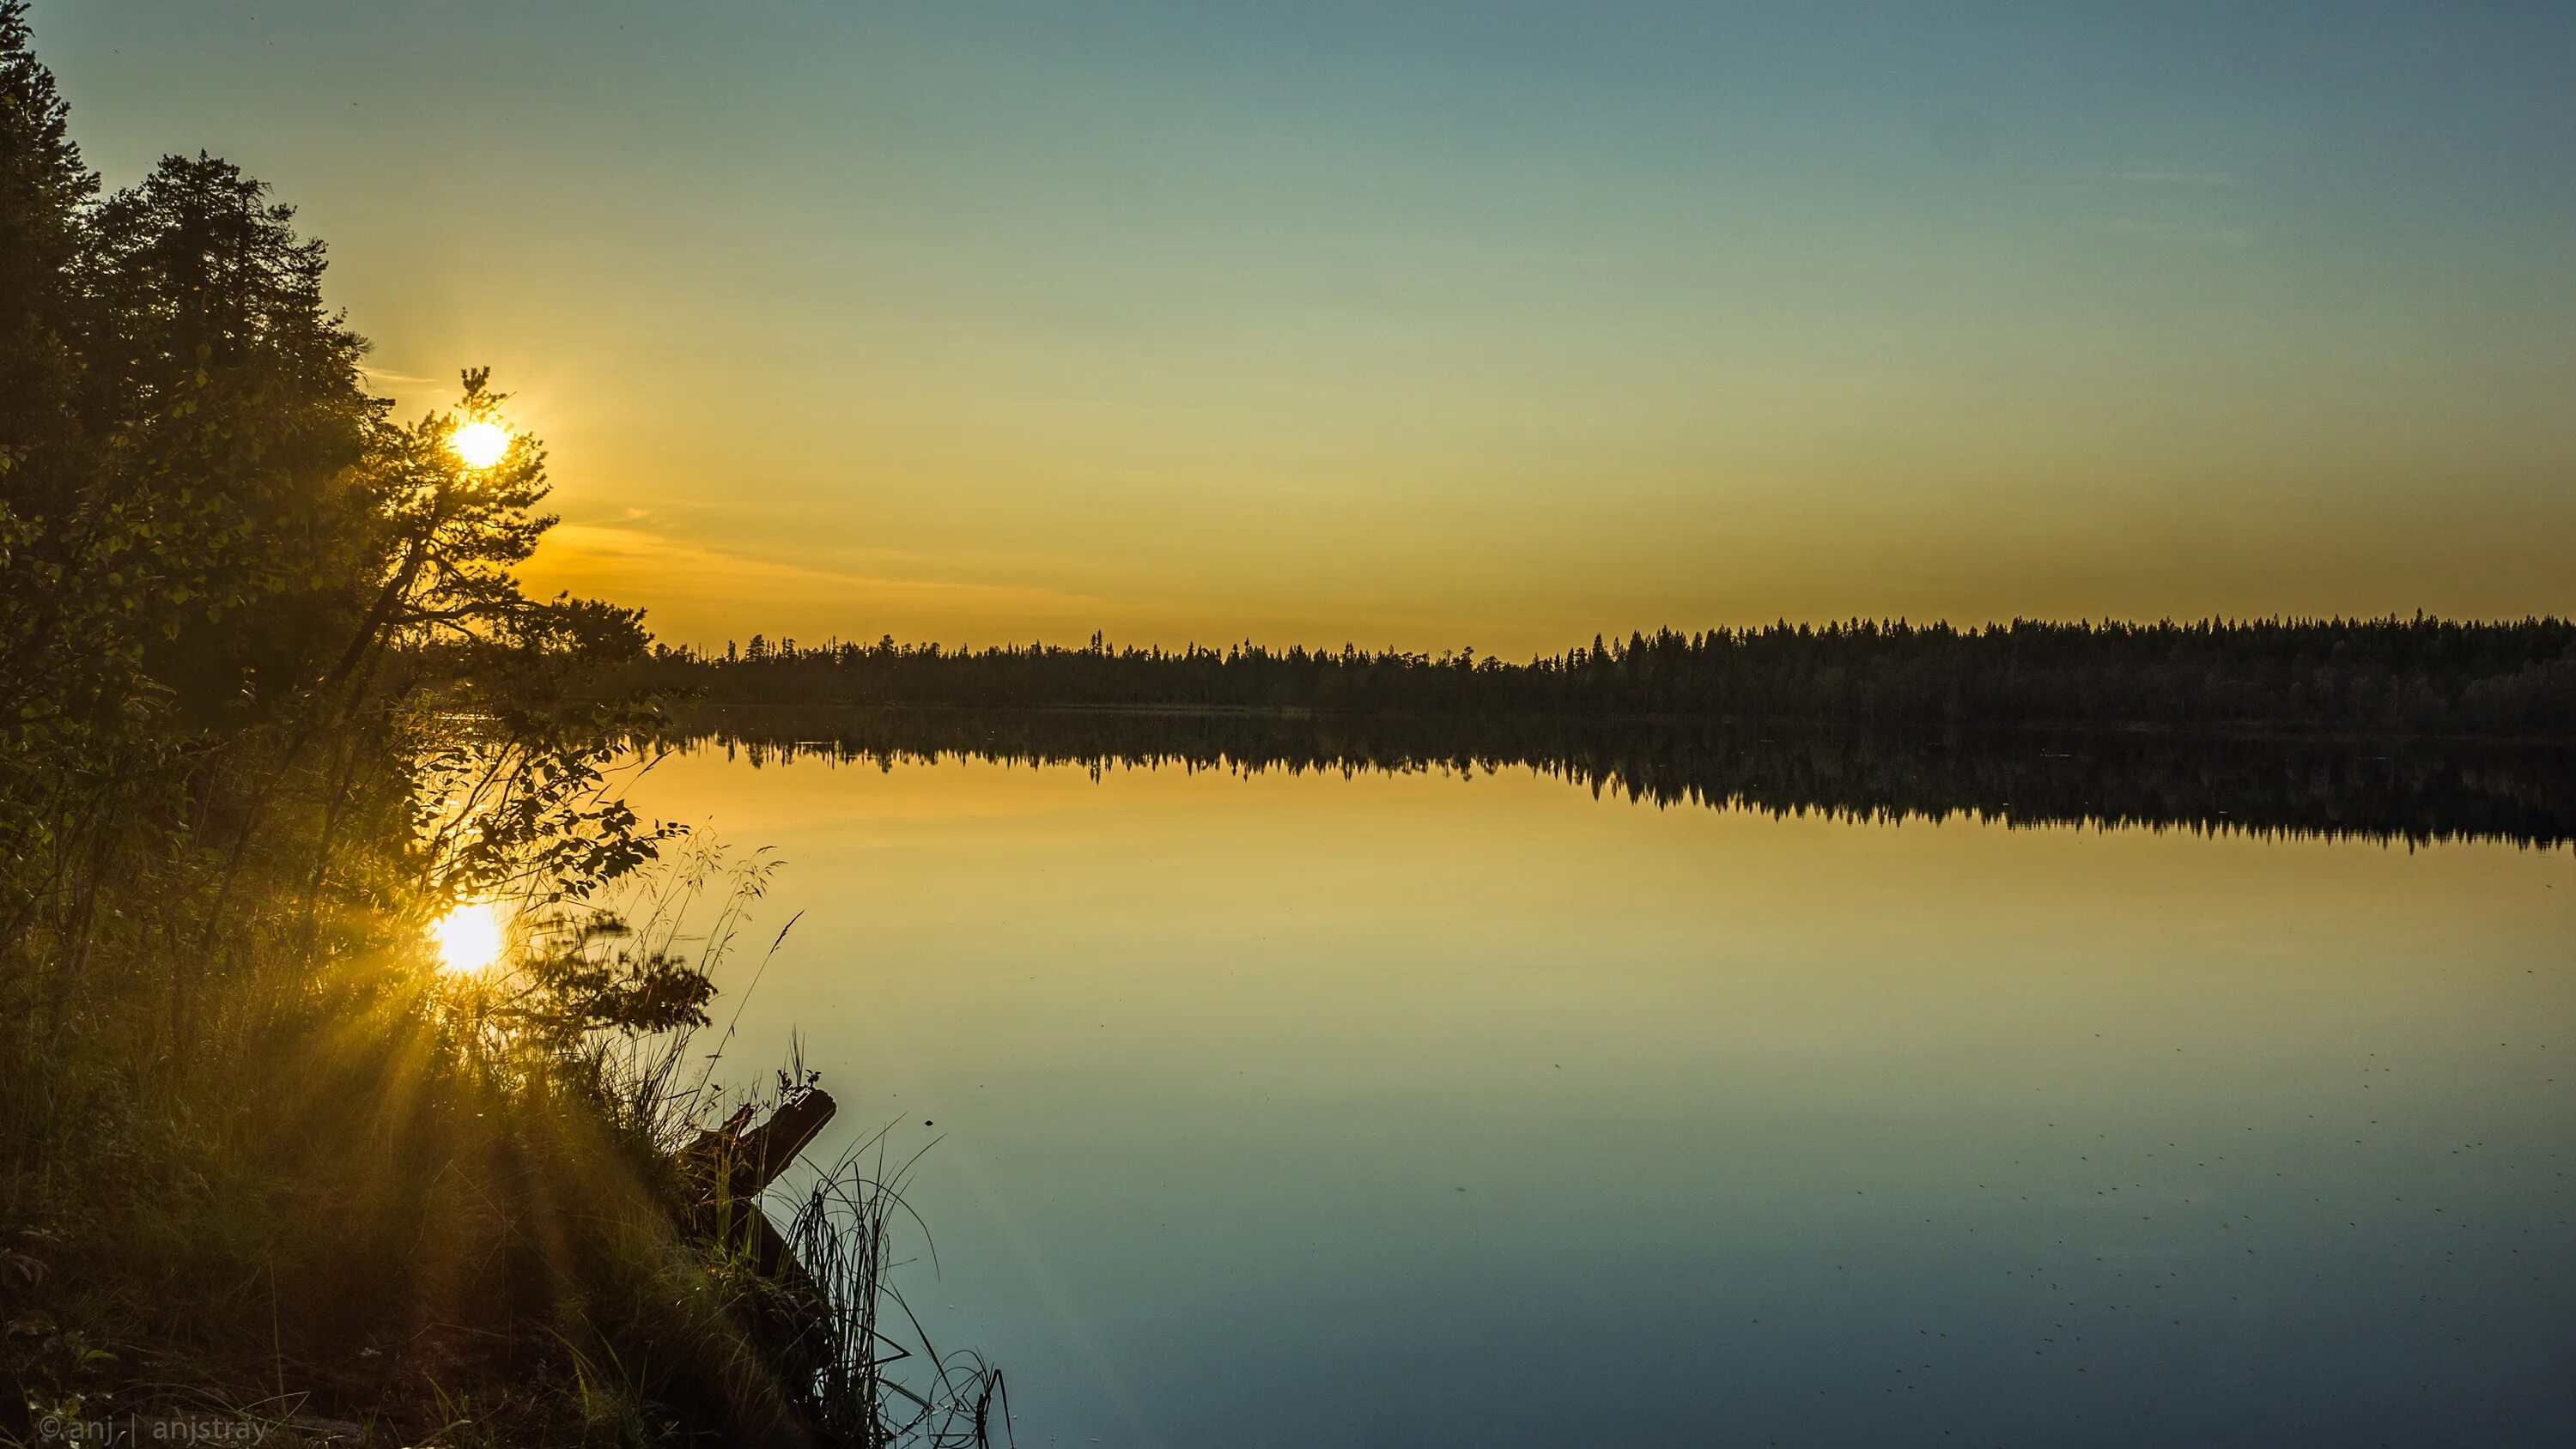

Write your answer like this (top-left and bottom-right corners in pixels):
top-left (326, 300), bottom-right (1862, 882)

top-left (450, 421), bottom-right (509, 470)
top-left (432, 901), bottom-right (504, 974)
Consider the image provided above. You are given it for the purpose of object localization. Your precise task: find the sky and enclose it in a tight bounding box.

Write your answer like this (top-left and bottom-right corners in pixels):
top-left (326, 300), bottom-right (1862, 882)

top-left (37, 0), bottom-right (2576, 656)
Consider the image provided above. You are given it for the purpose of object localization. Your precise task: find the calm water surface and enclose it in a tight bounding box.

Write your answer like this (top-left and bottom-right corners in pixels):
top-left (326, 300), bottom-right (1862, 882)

top-left (630, 742), bottom-right (2574, 1447)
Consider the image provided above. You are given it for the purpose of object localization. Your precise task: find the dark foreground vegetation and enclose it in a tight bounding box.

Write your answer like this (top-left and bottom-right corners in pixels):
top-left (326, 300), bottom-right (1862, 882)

top-left (649, 615), bottom-right (2576, 740)
top-left (665, 706), bottom-right (2576, 851)
top-left (2, 10), bottom-right (993, 1445)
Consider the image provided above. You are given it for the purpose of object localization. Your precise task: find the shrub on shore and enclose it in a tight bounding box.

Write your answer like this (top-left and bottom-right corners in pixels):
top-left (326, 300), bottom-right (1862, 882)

top-left (1, 8), bottom-right (991, 1440)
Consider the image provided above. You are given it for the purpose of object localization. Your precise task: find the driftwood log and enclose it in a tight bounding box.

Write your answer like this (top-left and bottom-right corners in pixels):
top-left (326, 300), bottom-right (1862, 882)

top-left (677, 1089), bottom-right (867, 1445)
top-left (683, 1088), bottom-right (837, 1276)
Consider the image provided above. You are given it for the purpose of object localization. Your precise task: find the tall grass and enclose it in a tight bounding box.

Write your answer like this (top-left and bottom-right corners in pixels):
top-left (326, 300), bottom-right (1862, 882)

top-left (3, 831), bottom-right (1006, 1448)
top-left (781, 1144), bottom-right (1012, 1447)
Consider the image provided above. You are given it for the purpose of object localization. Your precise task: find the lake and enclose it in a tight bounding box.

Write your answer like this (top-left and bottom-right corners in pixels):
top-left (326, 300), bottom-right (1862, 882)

top-left (629, 716), bottom-right (2575, 1447)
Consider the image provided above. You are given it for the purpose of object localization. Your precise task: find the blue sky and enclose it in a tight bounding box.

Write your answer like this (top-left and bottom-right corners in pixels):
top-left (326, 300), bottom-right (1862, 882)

top-left (39, 0), bottom-right (2576, 649)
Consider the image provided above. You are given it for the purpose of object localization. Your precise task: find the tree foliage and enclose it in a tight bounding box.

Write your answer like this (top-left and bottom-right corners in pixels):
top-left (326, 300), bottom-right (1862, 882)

top-left (0, 0), bottom-right (680, 1055)
top-left (0, 15), bottom-right (991, 1443)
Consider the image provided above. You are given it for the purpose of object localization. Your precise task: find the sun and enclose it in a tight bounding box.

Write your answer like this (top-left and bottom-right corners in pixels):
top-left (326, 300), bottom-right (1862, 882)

top-left (450, 420), bottom-right (510, 470)
top-left (431, 901), bottom-right (505, 974)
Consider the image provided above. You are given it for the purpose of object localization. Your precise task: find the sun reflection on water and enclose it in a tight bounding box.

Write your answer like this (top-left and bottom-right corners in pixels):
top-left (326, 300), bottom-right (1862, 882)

top-left (431, 900), bottom-right (504, 974)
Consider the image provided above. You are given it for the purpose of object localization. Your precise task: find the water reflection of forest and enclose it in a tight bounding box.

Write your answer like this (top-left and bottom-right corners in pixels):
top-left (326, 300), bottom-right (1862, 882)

top-left (652, 706), bottom-right (2576, 849)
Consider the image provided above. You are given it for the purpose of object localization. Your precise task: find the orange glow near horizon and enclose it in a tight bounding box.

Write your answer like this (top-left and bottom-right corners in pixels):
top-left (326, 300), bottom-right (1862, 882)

top-left (46, 3), bottom-right (2576, 655)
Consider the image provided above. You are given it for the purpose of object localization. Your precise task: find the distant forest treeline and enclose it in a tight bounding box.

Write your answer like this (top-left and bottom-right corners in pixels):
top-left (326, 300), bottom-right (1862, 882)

top-left (658, 706), bottom-right (2576, 849)
top-left (637, 617), bottom-right (2576, 738)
